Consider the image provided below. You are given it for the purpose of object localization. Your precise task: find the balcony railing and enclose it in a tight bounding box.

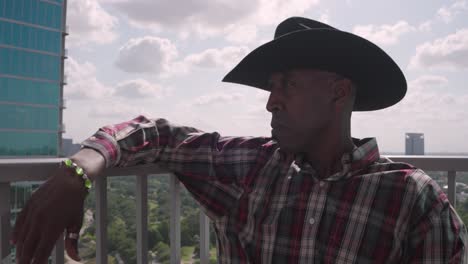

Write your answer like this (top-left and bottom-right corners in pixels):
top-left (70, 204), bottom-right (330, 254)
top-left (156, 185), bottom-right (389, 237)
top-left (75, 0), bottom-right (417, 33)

top-left (60, 99), bottom-right (67, 109)
top-left (1, 156), bottom-right (467, 263)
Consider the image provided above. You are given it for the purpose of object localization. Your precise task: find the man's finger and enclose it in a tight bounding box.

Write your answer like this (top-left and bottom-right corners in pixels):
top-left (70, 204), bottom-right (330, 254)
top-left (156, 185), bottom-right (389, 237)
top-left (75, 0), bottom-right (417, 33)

top-left (65, 221), bottom-right (83, 261)
top-left (64, 201), bottom-right (84, 261)
top-left (15, 210), bottom-right (34, 259)
top-left (65, 233), bottom-right (81, 261)
top-left (31, 231), bottom-right (62, 264)
top-left (17, 220), bottom-right (40, 264)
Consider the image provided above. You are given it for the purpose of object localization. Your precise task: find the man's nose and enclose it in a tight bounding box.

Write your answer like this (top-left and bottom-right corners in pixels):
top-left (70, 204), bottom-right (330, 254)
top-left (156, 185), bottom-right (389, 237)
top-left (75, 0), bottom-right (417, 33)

top-left (266, 88), bottom-right (284, 113)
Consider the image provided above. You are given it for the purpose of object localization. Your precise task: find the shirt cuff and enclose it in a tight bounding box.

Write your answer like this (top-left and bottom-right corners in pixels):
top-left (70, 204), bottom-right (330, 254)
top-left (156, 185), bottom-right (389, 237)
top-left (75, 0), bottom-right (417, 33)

top-left (81, 131), bottom-right (121, 168)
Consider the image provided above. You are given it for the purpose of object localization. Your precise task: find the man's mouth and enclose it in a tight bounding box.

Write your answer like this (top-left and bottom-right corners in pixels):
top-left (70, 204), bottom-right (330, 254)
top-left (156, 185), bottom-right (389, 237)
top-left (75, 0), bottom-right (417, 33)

top-left (270, 119), bottom-right (285, 129)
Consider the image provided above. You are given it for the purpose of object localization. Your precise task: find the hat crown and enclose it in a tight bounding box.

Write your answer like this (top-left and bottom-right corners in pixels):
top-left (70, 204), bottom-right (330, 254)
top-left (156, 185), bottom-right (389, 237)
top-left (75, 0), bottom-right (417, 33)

top-left (274, 17), bottom-right (337, 39)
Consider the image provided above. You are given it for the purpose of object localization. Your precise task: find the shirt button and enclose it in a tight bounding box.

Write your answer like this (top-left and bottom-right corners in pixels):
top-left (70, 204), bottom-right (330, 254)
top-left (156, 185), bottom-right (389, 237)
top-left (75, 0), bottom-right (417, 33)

top-left (309, 218), bottom-right (315, 225)
top-left (287, 176), bottom-right (292, 180)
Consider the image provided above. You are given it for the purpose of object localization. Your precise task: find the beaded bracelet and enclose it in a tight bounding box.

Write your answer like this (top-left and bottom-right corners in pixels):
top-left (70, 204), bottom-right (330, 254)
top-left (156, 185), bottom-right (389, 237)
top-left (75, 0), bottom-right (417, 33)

top-left (62, 159), bottom-right (92, 191)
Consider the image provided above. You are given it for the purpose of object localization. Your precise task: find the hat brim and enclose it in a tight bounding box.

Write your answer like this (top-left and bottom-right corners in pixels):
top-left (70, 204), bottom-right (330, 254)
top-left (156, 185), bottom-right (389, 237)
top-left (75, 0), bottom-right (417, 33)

top-left (222, 29), bottom-right (407, 111)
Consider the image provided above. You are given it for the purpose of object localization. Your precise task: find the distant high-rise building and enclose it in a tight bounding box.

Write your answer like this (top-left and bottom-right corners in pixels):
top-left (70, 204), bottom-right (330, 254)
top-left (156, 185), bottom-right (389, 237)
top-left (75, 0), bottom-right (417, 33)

top-left (405, 133), bottom-right (425, 155)
top-left (0, 0), bottom-right (68, 157)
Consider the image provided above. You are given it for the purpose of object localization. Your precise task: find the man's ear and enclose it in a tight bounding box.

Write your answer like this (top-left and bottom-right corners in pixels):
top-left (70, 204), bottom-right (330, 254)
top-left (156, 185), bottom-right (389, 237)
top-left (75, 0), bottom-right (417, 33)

top-left (332, 78), bottom-right (353, 105)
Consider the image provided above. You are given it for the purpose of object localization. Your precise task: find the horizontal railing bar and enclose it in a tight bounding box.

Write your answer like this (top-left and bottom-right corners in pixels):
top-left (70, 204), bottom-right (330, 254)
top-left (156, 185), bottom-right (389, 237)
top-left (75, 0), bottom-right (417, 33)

top-left (0, 156), bottom-right (466, 183)
top-left (0, 159), bottom-right (171, 182)
top-left (386, 155), bottom-right (468, 171)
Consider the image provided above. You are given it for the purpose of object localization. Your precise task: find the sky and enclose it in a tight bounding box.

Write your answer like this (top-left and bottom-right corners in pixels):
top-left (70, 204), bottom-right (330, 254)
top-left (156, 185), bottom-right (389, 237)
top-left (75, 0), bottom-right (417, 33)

top-left (63, 0), bottom-right (468, 153)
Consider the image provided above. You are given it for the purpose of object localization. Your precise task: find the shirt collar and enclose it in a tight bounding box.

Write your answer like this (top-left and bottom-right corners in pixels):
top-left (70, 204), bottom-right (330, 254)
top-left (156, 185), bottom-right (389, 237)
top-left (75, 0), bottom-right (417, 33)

top-left (292, 137), bottom-right (380, 181)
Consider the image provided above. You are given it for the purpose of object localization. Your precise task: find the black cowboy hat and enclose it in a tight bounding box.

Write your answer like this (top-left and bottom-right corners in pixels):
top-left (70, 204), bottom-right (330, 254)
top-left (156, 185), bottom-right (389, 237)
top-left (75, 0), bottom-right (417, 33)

top-left (222, 17), bottom-right (407, 111)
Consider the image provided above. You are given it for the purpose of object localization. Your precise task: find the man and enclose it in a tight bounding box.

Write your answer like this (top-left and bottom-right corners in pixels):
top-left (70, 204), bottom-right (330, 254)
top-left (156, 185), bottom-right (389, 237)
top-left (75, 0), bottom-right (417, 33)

top-left (12, 17), bottom-right (467, 263)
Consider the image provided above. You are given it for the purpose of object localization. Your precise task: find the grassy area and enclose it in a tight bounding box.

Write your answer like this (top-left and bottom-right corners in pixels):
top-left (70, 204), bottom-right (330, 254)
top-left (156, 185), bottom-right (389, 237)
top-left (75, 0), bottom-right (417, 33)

top-left (181, 246), bottom-right (195, 262)
top-left (210, 247), bottom-right (217, 263)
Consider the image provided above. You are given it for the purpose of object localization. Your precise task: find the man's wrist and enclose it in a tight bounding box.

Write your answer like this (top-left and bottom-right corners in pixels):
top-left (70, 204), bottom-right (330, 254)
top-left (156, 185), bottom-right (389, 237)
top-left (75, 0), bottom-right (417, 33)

top-left (70, 148), bottom-right (106, 181)
top-left (62, 159), bottom-right (92, 191)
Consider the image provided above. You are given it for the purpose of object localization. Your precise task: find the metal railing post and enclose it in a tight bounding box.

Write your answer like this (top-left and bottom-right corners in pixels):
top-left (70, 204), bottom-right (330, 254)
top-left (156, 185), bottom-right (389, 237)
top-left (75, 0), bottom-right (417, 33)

top-left (169, 175), bottom-right (181, 264)
top-left (136, 175), bottom-right (148, 264)
top-left (447, 171), bottom-right (456, 207)
top-left (0, 183), bottom-right (11, 262)
top-left (51, 234), bottom-right (64, 264)
top-left (200, 212), bottom-right (210, 264)
top-left (95, 176), bottom-right (108, 263)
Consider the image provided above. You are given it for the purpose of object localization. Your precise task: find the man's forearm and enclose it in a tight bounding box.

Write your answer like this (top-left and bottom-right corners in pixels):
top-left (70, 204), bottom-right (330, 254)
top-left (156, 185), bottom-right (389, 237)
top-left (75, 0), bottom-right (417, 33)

top-left (70, 148), bottom-right (106, 181)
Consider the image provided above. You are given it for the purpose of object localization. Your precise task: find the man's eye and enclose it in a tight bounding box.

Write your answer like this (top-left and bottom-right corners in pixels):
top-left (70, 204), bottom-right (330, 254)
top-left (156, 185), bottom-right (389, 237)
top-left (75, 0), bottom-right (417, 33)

top-left (285, 79), bottom-right (297, 88)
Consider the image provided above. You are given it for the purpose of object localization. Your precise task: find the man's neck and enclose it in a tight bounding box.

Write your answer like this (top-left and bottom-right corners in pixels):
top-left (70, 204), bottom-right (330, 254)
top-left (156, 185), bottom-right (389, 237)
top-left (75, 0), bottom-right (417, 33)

top-left (305, 132), bottom-right (355, 179)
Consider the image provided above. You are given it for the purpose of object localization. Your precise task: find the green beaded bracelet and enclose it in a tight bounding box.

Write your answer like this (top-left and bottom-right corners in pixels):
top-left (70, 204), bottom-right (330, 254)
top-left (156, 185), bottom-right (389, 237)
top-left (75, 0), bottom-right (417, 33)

top-left (63, 159), bottom-right (92, 191)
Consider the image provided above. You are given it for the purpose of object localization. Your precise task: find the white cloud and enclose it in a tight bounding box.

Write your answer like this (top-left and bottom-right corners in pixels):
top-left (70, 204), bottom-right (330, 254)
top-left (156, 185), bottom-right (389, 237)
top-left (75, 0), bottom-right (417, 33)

top-left (109, 0), bottom-right (318, 42)
top-left (89, 102), bottom-right (151, 119)
top-left (436, 0), bottom-right (467, 24)
top-left (224, 24), bottom-right (258, 44)
top-left (183, 46), bottom-right (250, 70)
top-left (409, 29), bottom-right (468, 70)
top-left (193, 93), bottom-right (244, 106)
top-left (418, 21), bottom-right (432, 32)
top-left (352, 75), bottom-right (468, 152)
top-left (114, 79), bottom-right (170, 99)
top-left (414, 1), bottom-right (467, 34)
top-left (363, 75), bottom-right (463, 123)
top-left (67, 0), bottom-right (118, 45)
top-left (253, 0), bottom-right (319, 25)
top-left (397, 76), bottom-right (463, 122)
top-left (111, 0), bottom-right (253, 28)
top-left (115, 37), bottom-right (178, 74)
top-left (319, 10), bottom-right (330, 24)
top-left (65, 57), bottom-right (114, 100)
top-left (353, 20), bottom-right (415, 46)
top-left (409, 75), bottom-right (449, 89)
top-left (114, 38), bottom-right (249, 75)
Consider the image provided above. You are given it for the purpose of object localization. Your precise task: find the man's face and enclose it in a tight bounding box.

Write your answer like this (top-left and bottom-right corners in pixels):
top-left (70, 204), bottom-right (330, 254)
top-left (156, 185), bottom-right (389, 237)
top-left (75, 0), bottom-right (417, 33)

top-left (266, 68), bottom-right (337, 153)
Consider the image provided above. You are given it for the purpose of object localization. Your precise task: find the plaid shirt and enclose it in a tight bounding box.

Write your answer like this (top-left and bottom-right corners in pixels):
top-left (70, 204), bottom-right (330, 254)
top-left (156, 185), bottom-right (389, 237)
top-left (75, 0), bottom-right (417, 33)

top-left (82, 115), bottom-right (467, 263)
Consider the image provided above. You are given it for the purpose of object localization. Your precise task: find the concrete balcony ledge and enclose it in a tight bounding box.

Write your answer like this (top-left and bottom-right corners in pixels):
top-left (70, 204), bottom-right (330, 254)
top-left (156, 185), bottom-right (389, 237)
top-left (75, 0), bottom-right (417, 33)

top-left (1, 156), bottom-right (467, 263)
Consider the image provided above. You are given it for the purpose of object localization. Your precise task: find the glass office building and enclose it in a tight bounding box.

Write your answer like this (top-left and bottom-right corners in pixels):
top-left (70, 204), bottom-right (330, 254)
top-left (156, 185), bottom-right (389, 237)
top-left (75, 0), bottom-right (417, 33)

top-left (0, 1), bottom-right (68, 261)
top-left (0, 0), bottom-right (67, 157)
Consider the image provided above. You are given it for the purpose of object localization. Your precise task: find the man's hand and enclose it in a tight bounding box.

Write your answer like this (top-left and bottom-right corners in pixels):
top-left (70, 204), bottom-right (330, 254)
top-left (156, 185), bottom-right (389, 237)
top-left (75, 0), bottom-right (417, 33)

top-left (11, 166), bottom-right (87, 264)
top-left (11, 148), bottom-right (106, 264)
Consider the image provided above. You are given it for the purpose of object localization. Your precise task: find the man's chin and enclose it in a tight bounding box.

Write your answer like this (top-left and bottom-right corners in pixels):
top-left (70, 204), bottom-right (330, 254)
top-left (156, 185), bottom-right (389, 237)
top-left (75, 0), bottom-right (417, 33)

top-left (271, 136), bottom-right (297, 154)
